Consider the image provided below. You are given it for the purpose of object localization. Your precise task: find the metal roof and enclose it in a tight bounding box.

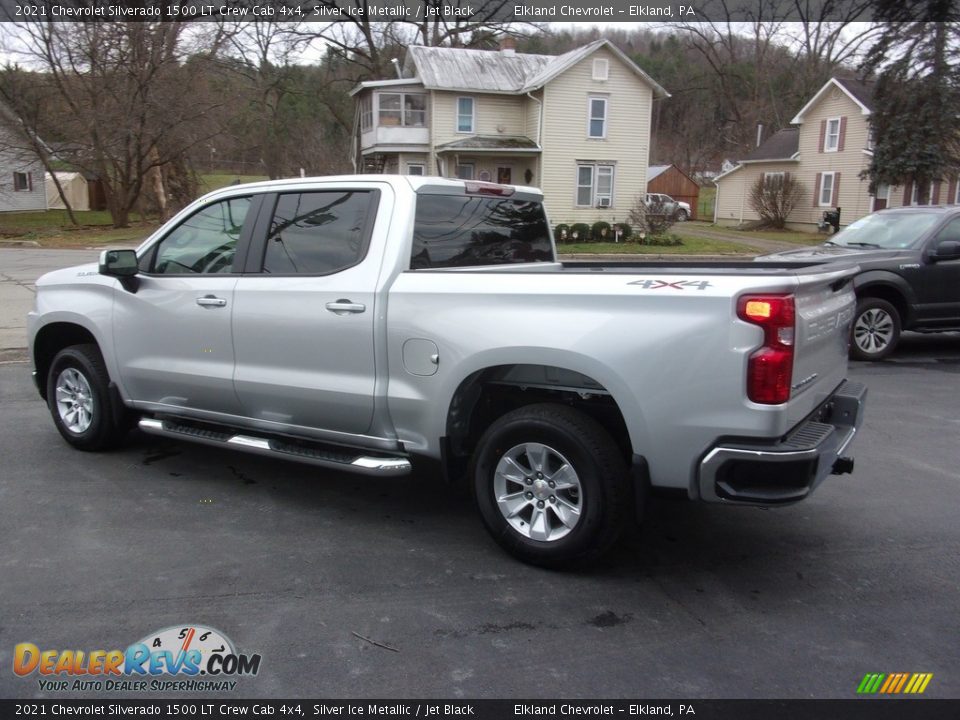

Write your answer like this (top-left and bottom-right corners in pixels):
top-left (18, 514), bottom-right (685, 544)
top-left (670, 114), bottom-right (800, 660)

top-left (435, 136), bottom-right (541, 152)
top-left (405, 40), bottom-right (668, 98)
top-left (647, 165), bottom-right (670, 181)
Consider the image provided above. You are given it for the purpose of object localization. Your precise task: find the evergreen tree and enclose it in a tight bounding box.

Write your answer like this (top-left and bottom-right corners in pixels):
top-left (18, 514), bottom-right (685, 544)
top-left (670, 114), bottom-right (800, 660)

top-left (860, 3), bottom-right (960, 199)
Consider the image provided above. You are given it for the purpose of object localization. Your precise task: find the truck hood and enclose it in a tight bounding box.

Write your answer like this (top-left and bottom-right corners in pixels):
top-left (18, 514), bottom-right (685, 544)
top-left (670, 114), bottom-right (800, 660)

top-left (758, 245), bottom-right (905, 263)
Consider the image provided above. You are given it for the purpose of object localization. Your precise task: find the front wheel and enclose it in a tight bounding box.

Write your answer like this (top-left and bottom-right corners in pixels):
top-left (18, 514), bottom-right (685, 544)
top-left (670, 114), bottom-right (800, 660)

top-left (850, 298), bottom-right (901, 361)
top-left (46, 344), bottom-right (128, 450)
top-left (471, 403), bottom-right (630, 568)
top-left (675, 209), bottom-right (689, 222)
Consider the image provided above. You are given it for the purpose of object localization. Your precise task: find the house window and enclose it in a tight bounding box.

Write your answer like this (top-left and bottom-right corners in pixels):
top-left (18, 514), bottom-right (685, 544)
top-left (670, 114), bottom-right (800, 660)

top-left (455, 163), bottom-right (474, 180)
top-left (360, 95), bottom-right (373, 132)
top-left (457, 97), bottom-right (475, 133)
top-left (911, 181), bottom-right (931, 206)
top-left (13, 172), bottom-right (30, 191)
top-left (588, 97), bottom-right (607, 138)
top-left (497, 166), bottom-right (512, 185)
top-left (819, 172), bottom-right (836, 206)
top-left (406, 163), bottom-right (424, 176)
top-left (592, 59), bottom-right (609, 81)
top-left (763, 172), bottom-right (785, 188)
top-left (576, 163), bottom-right (615, 207)
top-left (824, 117), bottom-right (841, 152)
top-left (866, 127), bottom-right (875, 151)
top-left (956, 179), bottom-right (960, 204)
top-left (378, 93), bottom-right (426, 127)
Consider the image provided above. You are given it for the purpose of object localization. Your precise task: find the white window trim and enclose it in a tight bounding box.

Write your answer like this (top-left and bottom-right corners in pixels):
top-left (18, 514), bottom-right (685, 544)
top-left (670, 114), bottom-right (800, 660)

top-left (587, 96), bottom-right (608, 139)
top-left (824, 117), bottom-right (841, 152)
top-left (13, 171), bottom-right (30, 192)
top-left (819, 171), bottom-right (836, 207)
top-left (763, 172), bottom-right (785, 187)
top-left (456, 96), bottom-right (475, 134)
top-left (455, 162), bottom-right (475, 180)
top-left (575, 162), bottom-right (615, 207)
top-left (592, 58), bottom-right (609, 81)
top-left (911, 181), bottom-right (931, 206)
top-left (406, 163), bottom-right (425, 176)
top-left (955, 180), bottom-right (960, 205)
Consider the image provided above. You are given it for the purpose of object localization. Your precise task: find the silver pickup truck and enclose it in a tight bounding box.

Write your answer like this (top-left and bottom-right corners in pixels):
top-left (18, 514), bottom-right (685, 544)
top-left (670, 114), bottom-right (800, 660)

top-left (28, 176), bottom-right (866, 566)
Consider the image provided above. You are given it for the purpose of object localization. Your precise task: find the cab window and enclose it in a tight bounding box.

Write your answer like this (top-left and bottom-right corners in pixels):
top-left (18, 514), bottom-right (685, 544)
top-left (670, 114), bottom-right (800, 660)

top-left (148, 196), bottom-right (251, 274)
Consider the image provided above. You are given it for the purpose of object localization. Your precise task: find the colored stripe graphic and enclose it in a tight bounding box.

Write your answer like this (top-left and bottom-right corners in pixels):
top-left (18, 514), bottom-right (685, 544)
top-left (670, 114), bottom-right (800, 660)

top-left (857, 673), bottom-right (932, 694)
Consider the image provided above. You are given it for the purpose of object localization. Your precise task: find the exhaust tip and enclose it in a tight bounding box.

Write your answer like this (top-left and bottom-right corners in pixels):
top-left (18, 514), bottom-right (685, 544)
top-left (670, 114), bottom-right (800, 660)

top-left (832, 456), bottom-right (855, 475)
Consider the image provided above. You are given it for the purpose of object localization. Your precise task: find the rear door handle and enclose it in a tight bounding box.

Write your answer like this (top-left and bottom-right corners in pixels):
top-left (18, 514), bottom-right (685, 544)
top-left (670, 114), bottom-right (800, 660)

top-left (196, 295), bottom-right (227, 307)
top-left (325, 300), bottom-right (366, 315)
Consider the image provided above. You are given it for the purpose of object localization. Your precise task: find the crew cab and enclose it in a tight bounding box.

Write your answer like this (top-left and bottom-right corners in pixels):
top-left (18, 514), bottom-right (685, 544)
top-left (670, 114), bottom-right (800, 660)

top-left (28, 176), bottom-right (866, 566)
top-left (762, 206), bottom-right (960, 360)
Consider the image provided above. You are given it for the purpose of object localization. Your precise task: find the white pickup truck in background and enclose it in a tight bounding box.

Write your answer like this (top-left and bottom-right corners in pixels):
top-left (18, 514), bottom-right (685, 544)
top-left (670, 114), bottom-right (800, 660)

top-left (28, 176), bottom-right (866, 566)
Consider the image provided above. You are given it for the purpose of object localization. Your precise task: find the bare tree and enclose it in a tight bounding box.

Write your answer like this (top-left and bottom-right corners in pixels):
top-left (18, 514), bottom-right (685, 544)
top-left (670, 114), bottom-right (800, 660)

top-left (748, 173), bottom-right (805, 227)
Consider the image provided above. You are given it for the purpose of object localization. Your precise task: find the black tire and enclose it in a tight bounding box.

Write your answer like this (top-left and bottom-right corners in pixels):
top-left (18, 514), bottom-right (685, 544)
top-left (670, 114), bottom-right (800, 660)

top-left (46, 343), bottom-right (128, 451)
top-left (676, 209), bottom-right (689, 222)
top-left (471, 403), bottom-right (630, 568)
top-left (850, 298), bottom-right (901, 361)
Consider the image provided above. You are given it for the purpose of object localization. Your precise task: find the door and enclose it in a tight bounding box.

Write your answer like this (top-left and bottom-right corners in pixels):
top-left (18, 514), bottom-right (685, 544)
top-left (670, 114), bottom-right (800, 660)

top-left (873, 183), bottom-right (889, 211)
top-left (497, 166), bottom-right (512, 185)
top-left (113, 194), bottom-right (254, 415)
top-left (232, 189), bottom-right (381, 435)
top-left (913, 216), bottom-right (960, 324)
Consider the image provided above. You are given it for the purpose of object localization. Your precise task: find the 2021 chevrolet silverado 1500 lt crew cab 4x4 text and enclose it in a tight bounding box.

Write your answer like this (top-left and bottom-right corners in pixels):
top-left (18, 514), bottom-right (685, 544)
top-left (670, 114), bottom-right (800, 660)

top-left (761, 205), bottom-right (960, 361)
top-left (28, 176), bottom-right (866, 566)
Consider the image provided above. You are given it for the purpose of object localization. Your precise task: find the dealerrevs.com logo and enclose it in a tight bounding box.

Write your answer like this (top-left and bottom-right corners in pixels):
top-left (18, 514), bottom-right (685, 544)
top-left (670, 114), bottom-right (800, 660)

top-left (14, 625), bottom-right (261, 692)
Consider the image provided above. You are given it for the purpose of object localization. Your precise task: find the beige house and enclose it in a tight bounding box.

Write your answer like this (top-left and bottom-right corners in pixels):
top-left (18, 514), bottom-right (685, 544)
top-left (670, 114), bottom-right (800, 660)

top-left (714, 77), bottom-right (960, 230)
top-left (351, 39), bottom-right (668, 223)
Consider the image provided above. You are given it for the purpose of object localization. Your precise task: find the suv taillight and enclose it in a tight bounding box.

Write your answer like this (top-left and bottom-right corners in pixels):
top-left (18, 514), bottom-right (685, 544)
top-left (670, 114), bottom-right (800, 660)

top-left (737, 294), bottom-right (795, 404)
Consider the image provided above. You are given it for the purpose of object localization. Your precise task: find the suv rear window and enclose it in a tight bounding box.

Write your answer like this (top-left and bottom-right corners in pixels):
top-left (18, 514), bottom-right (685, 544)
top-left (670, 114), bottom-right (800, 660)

top-left (411, 194), bottom-right (553, 269)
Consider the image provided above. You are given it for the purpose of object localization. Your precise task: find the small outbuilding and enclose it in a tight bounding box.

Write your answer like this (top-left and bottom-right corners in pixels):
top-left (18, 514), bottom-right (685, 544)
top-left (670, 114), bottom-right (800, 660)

top-left (646, 164), bottom-right (701, 219)
top-left (45, 171), bottom-right (90, 212)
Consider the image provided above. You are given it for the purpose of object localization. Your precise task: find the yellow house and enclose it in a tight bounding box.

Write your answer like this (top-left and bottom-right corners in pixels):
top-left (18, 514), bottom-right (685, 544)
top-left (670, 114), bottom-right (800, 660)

top-left (351, 39), bottom-right (669, 224)
top-left (714, 76), bottom-right (960, 230)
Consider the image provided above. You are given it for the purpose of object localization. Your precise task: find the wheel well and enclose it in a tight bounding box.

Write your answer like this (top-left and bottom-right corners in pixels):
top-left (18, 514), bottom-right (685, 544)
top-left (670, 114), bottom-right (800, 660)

top-left (857, 284), bottom-right (909, 326)
top-left (445, 364), bottom-right (633, 471)
top-left (33, 323), bottom-right (99, 399)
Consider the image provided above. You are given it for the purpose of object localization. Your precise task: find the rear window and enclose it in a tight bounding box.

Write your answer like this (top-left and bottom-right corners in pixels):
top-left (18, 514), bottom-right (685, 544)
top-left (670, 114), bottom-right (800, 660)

top-left (411, 194), bottom-right (553, 269)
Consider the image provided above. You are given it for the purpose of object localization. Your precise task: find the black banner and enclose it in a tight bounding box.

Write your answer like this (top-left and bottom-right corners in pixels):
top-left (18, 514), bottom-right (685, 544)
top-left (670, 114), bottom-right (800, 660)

top-left (1, 700), bottom-right (959, 720)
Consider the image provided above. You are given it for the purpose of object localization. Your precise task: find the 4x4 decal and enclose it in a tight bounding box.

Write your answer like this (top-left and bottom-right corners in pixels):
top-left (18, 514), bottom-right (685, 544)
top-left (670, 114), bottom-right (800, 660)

top-left (628, 279), bottom-right (713, 290)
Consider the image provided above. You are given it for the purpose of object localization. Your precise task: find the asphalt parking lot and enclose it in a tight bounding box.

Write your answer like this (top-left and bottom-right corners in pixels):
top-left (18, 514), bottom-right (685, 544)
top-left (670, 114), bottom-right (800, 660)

top-left (1, 330), bottom-right (958, 701)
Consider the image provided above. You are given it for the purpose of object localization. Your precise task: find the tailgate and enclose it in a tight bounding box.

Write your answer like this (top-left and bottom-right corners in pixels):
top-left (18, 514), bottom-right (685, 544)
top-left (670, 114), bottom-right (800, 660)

top-left (786, 266), bottom-right (858, 426)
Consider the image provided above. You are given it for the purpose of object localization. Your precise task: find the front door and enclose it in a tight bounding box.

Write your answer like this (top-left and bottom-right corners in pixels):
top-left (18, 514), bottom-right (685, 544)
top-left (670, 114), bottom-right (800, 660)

top-left (497, 166), bottom-right (512, 185)
top-left (112, 194), bottom-right (254, 416)
top-left (232, 188), bottom-right (381, 436)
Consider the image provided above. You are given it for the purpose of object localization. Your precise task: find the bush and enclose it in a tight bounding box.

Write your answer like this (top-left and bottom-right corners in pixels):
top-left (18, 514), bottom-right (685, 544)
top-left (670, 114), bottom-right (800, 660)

top-left (613, 222), bottom-right (632, 241)
top-left (554, 223), bottom-right (571, 243)
top-left (748, 174), bottom-right (805, 228)
top-left (591, 221), bottom-right (612, 241)
top-left (628, 195), bottom-right (675, 237)
top-left (570, 223), bottom-right (591, 242)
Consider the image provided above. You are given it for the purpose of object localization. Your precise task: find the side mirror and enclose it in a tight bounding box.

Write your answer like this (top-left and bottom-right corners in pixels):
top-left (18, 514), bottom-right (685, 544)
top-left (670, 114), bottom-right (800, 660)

top-left (930, 240), bottom-right (960, 262)
top-left (99, 249), bottom-right (138, 277)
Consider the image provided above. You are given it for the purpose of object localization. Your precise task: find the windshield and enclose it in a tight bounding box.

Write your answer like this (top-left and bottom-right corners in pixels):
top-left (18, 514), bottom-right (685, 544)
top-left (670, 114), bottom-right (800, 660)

top-left (828, 212), bottom-right (941, 249)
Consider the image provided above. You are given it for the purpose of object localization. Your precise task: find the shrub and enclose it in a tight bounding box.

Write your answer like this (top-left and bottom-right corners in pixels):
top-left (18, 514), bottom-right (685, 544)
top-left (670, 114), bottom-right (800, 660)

top-left (613, 222), bottom-right (632, 241)
top-left (591, 221), bottom-right (612, 241)
top-left (628, 194), bottom-right (675, 236)
top-left (554, 223), bottom-right (571, 243)
top-left (570, 223), bottom-right (591, 242)
top-left (748, 174), bottom-right (805, 229)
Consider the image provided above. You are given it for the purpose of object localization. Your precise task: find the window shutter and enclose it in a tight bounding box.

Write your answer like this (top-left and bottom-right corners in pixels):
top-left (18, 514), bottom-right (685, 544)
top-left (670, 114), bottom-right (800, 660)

top-left (832, 172), bottom-right (841, 206)
top-left (903, 183), bottom-right (912, 205)
top-left (948, 177), bottom-right (958, 204)
top-left (932, 181), bottom-right (941, 204)
top-left (814, 172), bottom-right (822, 206)
top-left (818, 120), bottom-right (826, 153)
top-left (28, 172), bottom-right (33, 192)
top-left (838, 117), bottom-right (847, 151)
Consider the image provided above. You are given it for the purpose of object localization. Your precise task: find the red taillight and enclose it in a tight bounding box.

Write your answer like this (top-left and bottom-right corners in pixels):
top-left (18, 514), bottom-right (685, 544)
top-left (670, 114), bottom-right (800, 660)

top-left (737, 294), bottom-right (795, 404)
top-left (464, 181), bottom-right (514, 196)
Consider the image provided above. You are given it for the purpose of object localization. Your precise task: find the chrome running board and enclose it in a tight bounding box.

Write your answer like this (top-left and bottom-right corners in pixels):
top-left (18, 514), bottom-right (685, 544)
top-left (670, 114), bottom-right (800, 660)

top-left (138, 418), bottom-right (411, 476)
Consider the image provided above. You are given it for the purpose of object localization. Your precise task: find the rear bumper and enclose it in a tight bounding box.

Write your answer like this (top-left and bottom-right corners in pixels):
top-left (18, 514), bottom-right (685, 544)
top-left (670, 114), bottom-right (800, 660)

top-left (698, 381), bottom-right (867, 505)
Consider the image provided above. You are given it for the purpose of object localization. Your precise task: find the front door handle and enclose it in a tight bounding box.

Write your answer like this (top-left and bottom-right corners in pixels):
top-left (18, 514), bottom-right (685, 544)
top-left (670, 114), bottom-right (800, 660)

top-left (325, 300), bottom-right (366, 315)
top-left (196, 295), bottom-right (227, 307)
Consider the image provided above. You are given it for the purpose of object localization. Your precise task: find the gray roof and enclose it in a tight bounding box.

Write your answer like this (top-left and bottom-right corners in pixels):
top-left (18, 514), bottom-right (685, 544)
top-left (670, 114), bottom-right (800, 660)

top-left (405, 40), bottom-right (668, 97)
top-left (647, 164), bottom-right (670, 181)
top-left (743, 128), bottom-right (800, 161)
top-left (435, 136), bottom-right (541, 152)
top-left (834, 76), bottom-right (874, 111)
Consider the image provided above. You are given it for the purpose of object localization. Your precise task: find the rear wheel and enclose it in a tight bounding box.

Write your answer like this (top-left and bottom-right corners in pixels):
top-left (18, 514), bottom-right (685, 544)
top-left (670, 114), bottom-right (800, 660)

top-left (471, 403), bottom-right (630, 568)
top-left (851, 298), bottom-right (901, 361)
top-left (47, 344), bottom-right (128, 450)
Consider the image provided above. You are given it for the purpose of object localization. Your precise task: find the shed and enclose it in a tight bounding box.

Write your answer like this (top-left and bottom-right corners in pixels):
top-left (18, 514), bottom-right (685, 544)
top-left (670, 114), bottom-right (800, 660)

top-left (45, 172), bottom-right (90, 212)
top-left (647, 164), bottom-right (700, 219)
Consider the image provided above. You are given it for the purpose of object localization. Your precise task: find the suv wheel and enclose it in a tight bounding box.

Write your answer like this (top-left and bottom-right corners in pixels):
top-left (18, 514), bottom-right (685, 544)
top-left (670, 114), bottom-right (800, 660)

top-left (676, 209), bottom-right (689, 222)
top-left (851, 298), bottom-right (901, 361)
top-left (47, 344), bottom-right (128, 450)
top-left (471, 403), bottom-right (630, 567)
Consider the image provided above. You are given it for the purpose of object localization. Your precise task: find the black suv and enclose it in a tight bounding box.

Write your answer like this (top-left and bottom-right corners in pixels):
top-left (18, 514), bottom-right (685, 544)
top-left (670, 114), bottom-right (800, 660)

top-left (761, 206), bottom-right (960, 360)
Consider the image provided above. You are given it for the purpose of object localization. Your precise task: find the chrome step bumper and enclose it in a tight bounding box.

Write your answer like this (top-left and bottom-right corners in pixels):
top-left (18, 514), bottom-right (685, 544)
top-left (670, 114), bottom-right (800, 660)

top-left (138, 418), bottom-right (411, 477)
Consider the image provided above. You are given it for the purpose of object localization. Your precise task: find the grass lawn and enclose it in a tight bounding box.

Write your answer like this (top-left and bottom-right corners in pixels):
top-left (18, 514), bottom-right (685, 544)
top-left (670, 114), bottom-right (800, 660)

top-left (697, 186), bottom-right (716, 220)
top-left (557, 236), bottom-right (756, 255)
top-left (0, 209), bottom-right (159, 248)
top-left (674, 222), bottom-right (822, 246)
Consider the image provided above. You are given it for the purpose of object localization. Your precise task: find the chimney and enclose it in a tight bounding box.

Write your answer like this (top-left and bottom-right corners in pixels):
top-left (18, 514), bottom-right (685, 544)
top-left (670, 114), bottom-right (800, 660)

top-left (756, 123), bottom-right (764, 148)
top-left (500, 36), bottom-right (517, 56)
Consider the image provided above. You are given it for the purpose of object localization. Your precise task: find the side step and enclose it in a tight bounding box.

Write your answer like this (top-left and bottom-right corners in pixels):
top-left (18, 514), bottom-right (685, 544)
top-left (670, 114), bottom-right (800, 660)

top-left (138, 418), bottom-right (411, 477)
